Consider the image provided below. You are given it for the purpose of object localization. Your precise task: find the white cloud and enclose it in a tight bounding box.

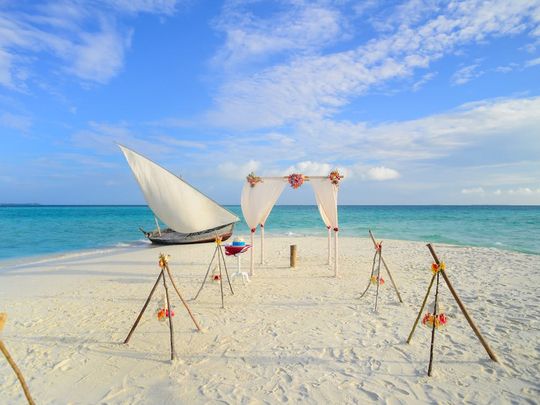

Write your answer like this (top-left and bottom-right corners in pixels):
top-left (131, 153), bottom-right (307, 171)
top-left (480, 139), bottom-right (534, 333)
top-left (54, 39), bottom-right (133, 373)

top-left (71, 121), bottom-right (173, 156)
top-left (213, 2), bottom-right (346, 68)
top-left (285, 161), bottom-right (333, 176)
top-left (0, 112), bottom-right (32, 132)
top-left (141, 95), bottom-right (540, 189)
top-left (0, 48), bottom-right (15, 89)
top-left (264, 133), bottom-right (296, 147)
top-left (217, 160), bottom-right (261, 180)
top-left (461, 186), bottom-right (540, 196)
top-left (525, 57), bottom-right (540, 67)
top-left (507, 187), bottom-right (540, 195)
top-left (366, 166), bottom-right (400, 181)
top-left (412, 71), bottom-right (437, 91)
top-left (207, 1), bottom-right (540, 130)
top-left (73, 95), bottom-right (540, 191)
top-left (494, 63), bottom-right (518, 73)
top-left (108, 0), bottom-right (179, 15)
top-left (0, 2), bottom-right (180, 89)
top-left (451, 63), bottom-right (484, 85)
top-left (461, 187), bottom-right (485, 194)
top-left (157, 135), bottom-right (207, 150)
top-left (66, 23), bottom-right (132, 84)
top-left (269, 96), bottom-right (540, 163)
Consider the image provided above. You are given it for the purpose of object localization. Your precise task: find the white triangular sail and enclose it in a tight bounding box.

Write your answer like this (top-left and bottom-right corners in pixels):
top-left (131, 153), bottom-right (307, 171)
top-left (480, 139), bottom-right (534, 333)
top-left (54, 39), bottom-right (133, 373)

top-left (119, 145), bottom-right (239, 234)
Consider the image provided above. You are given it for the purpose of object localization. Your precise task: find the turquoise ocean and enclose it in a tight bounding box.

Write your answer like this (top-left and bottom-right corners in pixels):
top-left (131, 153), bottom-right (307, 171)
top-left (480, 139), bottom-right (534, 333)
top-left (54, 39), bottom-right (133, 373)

top-left (0, 205), bottom-right (539, 263)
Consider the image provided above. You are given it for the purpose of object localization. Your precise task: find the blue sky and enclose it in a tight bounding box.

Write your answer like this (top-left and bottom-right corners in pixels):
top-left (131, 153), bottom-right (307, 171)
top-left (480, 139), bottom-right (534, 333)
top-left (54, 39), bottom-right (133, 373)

top-left (1, 0), bottom-right (539, 205)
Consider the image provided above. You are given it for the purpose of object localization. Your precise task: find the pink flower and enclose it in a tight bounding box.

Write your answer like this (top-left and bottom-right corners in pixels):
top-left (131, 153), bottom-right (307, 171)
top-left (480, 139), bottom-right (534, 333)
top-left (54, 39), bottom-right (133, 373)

top-left (438, 313), bottom-right (447, 325)
top-left (288, 173), bottom-right (305, 189)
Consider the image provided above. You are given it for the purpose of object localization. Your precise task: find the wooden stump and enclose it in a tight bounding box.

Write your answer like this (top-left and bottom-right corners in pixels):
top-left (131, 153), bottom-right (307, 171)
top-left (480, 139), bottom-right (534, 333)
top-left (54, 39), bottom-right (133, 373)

top-left (290, 245), bottom-right (297, 268)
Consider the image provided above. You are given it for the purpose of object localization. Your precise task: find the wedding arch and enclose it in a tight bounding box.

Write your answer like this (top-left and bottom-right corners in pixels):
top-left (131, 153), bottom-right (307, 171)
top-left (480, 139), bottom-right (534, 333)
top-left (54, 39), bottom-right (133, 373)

top-left (240, 171), bottom-right (343, 277)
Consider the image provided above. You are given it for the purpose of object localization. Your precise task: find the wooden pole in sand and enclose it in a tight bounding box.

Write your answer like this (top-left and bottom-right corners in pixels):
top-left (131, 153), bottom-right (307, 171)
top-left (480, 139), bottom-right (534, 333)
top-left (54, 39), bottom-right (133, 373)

top-left (334, 228), bottom-right (339, 277)
top-left (124, 270), bottom-right (164, 344)
top-left (260, 224), bottom-right (265, 264)
top-left (369, 230), bottom-right (403, 303)
top-left (374, 244), bottom-right (383, 311)
top-left (161, 271), bottom-right (175, 360)
top-left (427, 271), bottom-right (441, 376)
top-left (218, 248), bottom-right (225, 309)
top-left (164, 264), bottom-right (201, 331)
top-left (327, 226), bottom-right (332, 265)
top-left (250, 229), bottom-right (255, 276)
top-left (426, 244), bottom-right (499, 362)
top-left (0, 314), bottom-right (36, 405)
top-left (194, 244), bottom-right (218, 300)
top-left (359, 248), bottom-right (378, 299)
top-left (290, 245), bottom-right (297, 268)
top-left (406, 273), bottom-right (436, 344)
top-left (218, 246), bottom-right (234, 295)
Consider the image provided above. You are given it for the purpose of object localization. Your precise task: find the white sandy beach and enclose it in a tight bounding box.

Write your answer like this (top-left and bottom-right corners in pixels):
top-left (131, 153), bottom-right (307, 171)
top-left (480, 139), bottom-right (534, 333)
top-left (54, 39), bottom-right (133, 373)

top-left (0, 236), bottom-right (538, 404)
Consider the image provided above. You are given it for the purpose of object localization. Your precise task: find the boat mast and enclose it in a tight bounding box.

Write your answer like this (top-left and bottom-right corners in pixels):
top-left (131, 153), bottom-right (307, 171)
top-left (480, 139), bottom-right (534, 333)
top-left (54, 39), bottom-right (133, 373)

top-left (154, 216), bottom-right (162, 236)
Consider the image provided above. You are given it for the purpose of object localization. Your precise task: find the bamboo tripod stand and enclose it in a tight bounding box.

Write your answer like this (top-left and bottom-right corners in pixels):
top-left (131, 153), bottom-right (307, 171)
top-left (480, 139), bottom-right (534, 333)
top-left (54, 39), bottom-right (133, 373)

top-left (123, 254), bottom-right (202, 361)
top-left (406, 244), bottom-right (499, 376)
top-left (0, 313), bottom-right (35, 405)
top-left (359, 230), bottom-right (403, 310)
top-left (193, 237), bottom-right (234, 308)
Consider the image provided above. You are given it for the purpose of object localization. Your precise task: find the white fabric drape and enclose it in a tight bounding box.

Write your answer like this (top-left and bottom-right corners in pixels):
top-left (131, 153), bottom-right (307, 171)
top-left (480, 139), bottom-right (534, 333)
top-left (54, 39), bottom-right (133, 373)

top-left (310, 178), bottom-right (339, 277)
top-left (241, 178), bottom-right (286, 275)
top-left (315, 194), bottom-right (332, 265)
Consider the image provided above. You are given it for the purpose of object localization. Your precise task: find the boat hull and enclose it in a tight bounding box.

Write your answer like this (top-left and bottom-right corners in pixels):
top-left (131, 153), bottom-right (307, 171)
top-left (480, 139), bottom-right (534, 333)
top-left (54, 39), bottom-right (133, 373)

top-left (141, 223), bottom-right (235, 245)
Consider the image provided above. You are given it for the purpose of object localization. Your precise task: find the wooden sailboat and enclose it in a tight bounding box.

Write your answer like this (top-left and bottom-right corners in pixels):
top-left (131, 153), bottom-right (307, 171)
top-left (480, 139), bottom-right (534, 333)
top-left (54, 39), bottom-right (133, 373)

top-left (119, 145), bottom-right (239, 245)
top-left (138, 223), bottom-right (235, 245)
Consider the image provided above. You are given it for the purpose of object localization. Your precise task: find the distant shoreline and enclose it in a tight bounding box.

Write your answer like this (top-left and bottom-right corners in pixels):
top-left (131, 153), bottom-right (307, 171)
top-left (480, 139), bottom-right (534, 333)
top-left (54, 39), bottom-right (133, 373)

top-left (0, 203), bottom-right (42, 207)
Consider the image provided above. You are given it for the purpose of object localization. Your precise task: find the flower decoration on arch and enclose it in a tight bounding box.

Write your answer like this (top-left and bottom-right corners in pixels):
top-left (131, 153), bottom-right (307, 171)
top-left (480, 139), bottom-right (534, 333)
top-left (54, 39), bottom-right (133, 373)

top-left (246, 172), bottom-right (263, 187)
top-left (288, 173), bottom-right (305, 189)
top-left (328, 170), bottom-right (342, 185)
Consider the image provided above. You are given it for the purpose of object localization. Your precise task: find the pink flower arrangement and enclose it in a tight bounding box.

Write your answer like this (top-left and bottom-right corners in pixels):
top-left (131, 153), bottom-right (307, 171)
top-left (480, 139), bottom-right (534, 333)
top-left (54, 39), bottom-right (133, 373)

top-left (422, 312), bottom-right (447, 329)
top-left (157, 308), bottom-right (174, 321)
top-left (328, 170), bottom-right (342, 185)
top-left (288, 173), bottom-right (305, 189)
top-left (370, 275), bottom-right (385, 285)
top-left (246, 172), bottom-right (263, 187)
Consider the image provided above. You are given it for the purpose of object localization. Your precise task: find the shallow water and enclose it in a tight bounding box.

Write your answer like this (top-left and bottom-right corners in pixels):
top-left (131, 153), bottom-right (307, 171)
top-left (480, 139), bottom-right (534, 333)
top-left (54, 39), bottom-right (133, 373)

top-left (0, 205), bottom-right (538, 262)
